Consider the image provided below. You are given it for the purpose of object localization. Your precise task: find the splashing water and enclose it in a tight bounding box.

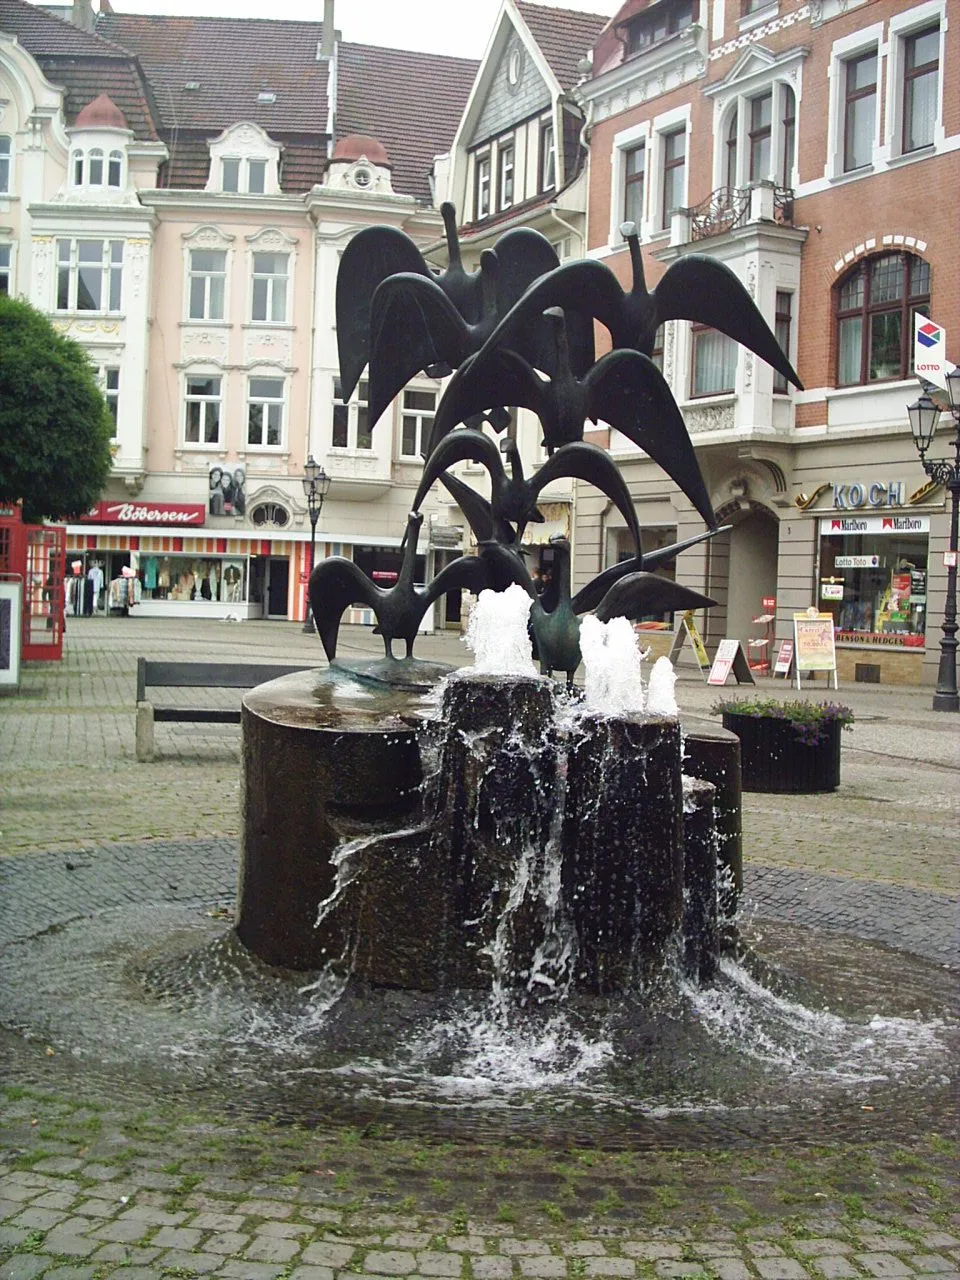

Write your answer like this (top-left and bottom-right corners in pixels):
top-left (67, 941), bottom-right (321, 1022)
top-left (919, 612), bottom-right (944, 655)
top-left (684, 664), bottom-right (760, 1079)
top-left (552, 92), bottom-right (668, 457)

top-left (463, 583), bottom-right (537, 676)
top-left (647, 656), bottom-right (679, 717)
top-left (579, 614), bottom-right (645, 715)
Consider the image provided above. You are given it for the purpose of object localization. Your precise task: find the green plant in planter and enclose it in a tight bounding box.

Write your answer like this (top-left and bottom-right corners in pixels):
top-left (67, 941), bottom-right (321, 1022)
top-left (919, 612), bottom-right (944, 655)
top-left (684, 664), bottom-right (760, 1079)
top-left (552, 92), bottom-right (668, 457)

top-left (712, 697), bottom-right (854, 747)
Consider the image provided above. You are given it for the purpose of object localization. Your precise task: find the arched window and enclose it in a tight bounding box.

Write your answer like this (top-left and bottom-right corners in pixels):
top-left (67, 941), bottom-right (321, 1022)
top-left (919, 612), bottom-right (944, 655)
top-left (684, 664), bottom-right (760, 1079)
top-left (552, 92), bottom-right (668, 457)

top-left (72, 150), bottom-right (85, 185)
top-left (835, 252), bottom-right (930, 386)
top-left (89, 149), bottom-right (104, 185)
top-left (108, 151), bottom-right (123, 187)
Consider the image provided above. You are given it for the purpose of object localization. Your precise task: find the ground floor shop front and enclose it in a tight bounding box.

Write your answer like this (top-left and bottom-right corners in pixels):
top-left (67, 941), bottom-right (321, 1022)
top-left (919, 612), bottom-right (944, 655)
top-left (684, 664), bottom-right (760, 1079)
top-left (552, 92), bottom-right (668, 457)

top-left (573, 429), bottom-right (950, 689)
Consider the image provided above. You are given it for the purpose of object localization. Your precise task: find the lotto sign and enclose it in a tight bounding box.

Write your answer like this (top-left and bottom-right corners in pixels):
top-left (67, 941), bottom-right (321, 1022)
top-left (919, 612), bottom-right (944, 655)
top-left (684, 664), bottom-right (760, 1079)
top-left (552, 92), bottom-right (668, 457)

top-left (914, 316), bottom-right (948, 391)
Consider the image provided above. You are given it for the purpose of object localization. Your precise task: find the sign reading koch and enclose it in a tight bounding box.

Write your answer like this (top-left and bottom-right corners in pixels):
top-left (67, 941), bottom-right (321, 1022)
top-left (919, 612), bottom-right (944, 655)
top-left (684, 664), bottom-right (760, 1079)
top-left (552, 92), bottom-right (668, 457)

top-left (82, 501), bottom-right (206, 526)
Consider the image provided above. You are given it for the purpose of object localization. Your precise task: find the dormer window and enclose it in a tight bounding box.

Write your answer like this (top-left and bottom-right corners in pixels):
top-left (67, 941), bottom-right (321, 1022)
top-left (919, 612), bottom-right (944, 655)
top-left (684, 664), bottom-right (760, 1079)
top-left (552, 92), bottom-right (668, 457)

top-left (626, 0), bottom-right (696, 55)
top-left (73, 150), bottom-right (84, 185)
top-left (89, 149), bottom-right (104, 185)
top-left (248, 159), bottom-right (266, 194)
top-left (209, 123), bottom-right (281, 197)
top-left (222, 158), bottom-right (240, 192)
top-left (220, 155), bottom-right (269, 194)
top-left (108, 151), bottom-right (123, 187)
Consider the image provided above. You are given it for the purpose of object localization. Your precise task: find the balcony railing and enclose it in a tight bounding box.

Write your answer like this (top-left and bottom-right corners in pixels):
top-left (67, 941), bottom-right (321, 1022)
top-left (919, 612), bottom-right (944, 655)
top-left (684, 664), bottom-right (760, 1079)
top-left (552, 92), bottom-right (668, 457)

top-left (683, 182), bottom-right (795, 243)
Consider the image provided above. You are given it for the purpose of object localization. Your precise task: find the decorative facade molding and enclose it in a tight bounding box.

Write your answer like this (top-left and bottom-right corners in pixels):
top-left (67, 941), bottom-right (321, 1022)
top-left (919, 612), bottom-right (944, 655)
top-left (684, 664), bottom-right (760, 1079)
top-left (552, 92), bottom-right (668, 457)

top-left (832, 234), bottom-right (928, 275)
top-left (708, 6), bottom-right (810, 62)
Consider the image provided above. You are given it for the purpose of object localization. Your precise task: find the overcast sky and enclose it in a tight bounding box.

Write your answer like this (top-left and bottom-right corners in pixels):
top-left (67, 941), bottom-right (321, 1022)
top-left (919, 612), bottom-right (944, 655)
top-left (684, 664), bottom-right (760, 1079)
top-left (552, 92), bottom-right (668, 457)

top-left (75, 0), bottom-right (614, 57)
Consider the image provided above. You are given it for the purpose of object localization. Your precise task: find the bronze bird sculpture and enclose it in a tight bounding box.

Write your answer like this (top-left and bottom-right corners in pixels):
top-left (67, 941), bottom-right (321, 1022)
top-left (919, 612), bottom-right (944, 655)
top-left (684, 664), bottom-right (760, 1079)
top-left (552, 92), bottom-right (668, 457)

top-left (413, 428), bottom-right (643, 557)
top-left (427, 308), bottom-right (717, 530)
top-left (308, 511), bottom-right (490, 662)
top-left (459, 221), bottom-right (802, 389)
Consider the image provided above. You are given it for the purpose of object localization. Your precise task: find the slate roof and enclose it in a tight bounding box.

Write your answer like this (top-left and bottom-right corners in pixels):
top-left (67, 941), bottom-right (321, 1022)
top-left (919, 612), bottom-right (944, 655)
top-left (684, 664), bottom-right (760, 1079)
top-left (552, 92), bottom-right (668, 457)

top-left (515, 1), bottom-right (607, 91)
top-left (336, 42), bottom-right (478, 203)
top-left (0, 0), bottom-right (160, 140)
top-left (91, 12), bottom-right (476, 202)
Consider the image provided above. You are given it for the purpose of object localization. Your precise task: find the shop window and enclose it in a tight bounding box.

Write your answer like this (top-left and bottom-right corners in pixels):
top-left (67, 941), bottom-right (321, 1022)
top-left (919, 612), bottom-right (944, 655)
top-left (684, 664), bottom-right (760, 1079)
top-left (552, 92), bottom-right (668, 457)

top-left (188, 249), bottom-right (226, 320)
top-left (184, 375), bottom-right (222, 445)
top-left (661, 127), bottom-right (686, 227)
top-left (332, 377), bottom-right (372, 450)
top-left (354, 544), bottom-right (426, 589)
top-left (835, 252), bottom-right (930, 386)
top-left (901, 25), bottom-right (939, 153)
top-left (56, 239), bottom-right (123, 312)
top-left (819, 523), bottom-right (928, 648)
top-left (0, 136), bottom-right (10, 193)
top-left (623, 144), bottom-right (645, 227)
top-left (247, 376), bottom-right (285, 447)
top-left (773, 292), bottom-right (792, 393)
top-left (401, 389), bottom-right (437, 458)
top-left (843, 49), bottom-right (877, 172)
top-left (251, 252), bottom-right (288, 323)
top-left (474, 153), bottom-right (491, 220)
top-left (540, 122), bottom-right (556, 192)
top-left (0, 244), bottom-right (10, 296)
top-left (140, 553), bottom-right (247, 603)
top-left (691, 324), bottom-right (737, 397)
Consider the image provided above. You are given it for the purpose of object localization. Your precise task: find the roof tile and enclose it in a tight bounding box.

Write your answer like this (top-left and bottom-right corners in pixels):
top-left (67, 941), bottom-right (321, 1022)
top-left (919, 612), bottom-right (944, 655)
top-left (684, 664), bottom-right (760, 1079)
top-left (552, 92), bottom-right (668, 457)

top-left (516, 1), bottom-right (607, 90)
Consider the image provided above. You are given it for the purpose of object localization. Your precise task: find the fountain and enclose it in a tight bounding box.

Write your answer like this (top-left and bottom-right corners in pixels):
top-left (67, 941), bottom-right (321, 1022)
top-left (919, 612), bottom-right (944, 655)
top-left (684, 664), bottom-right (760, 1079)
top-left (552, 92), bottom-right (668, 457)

top-left (0, 207), bottom-right (953, 1145)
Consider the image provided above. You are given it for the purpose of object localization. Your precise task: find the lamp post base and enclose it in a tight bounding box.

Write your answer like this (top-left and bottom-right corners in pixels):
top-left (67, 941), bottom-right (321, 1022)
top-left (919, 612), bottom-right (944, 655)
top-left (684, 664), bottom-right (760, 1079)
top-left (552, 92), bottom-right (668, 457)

top-left (303, 612), bottom-right (315, 636)
top-left (932, 688), bottom-right (959, 712)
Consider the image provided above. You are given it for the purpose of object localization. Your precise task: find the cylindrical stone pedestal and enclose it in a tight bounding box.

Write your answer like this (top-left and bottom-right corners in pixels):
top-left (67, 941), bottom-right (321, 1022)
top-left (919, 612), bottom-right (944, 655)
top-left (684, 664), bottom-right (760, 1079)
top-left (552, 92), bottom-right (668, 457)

top-left (682, 721), bottom-right (742, 921)
top-left (561, 715), bottom-right (684, 992)
top-left (236, 670), bottom-right (425, 970)
top-left (682, 776), bottom-right (719, 982)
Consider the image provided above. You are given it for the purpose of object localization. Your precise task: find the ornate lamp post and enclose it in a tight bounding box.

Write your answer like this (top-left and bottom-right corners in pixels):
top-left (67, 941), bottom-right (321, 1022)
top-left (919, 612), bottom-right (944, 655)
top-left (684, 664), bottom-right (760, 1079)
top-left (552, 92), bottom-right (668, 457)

top-left (301, 454), bottom-right (331, 634)
top-left (907, 364), bottom-right (960, 712)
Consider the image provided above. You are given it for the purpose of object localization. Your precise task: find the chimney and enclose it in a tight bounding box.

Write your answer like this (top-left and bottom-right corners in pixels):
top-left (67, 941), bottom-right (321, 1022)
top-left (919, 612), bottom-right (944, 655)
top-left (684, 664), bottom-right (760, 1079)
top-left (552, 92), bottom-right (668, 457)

top-left (320, 0), bottom-right (335, 58)
top-left (72, 0), bottom-right (95, 32)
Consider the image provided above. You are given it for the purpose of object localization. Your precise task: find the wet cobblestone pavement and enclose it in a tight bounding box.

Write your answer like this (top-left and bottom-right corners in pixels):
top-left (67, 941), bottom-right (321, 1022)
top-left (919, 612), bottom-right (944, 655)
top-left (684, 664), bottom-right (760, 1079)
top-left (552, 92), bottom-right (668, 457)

top-left (1, 619), bottom-right (957, 1277)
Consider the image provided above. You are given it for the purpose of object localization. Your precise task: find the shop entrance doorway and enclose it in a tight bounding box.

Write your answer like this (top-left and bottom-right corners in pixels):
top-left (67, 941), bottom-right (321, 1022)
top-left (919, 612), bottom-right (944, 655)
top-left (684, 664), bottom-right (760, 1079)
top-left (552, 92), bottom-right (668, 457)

top-left (266, 558), bottom-right (289, 618)
top-left (725, 508), bottom-right (779, 654)
top-left (433, 550), bottom-right (463, 628)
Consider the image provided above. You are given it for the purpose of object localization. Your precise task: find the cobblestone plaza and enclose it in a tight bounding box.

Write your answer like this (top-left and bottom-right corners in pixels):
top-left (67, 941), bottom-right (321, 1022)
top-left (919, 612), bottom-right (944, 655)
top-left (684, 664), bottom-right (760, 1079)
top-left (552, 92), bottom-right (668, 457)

top-left (0, 618), bottom-right (957, 1280)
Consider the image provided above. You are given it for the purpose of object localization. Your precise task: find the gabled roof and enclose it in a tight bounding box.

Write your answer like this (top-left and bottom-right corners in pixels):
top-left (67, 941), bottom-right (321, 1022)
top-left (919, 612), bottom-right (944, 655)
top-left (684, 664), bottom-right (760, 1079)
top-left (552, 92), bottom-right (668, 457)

top-left (336, 42), bottom-right (478, 202)
top-left (0, 0), bottom-right (160, 140)
top-left (515, 1), bottom-right (607, 92)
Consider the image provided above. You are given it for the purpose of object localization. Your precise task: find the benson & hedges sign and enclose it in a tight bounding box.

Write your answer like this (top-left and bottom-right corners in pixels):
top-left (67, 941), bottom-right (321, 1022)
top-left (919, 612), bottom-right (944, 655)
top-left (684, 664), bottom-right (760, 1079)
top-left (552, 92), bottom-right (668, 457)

top-left (82, 501), bottom-right (206, 526)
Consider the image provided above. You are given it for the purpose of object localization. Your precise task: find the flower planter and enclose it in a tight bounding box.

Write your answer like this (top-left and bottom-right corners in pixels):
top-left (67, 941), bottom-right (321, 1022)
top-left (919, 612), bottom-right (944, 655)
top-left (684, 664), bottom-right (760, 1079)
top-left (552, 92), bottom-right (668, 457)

top-left (721, 711), bottom-right (842, 794)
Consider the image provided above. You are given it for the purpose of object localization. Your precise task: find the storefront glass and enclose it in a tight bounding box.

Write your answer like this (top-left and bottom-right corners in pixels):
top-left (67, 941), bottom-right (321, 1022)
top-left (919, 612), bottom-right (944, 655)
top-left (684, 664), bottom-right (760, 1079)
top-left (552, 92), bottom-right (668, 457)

top-left (139, 553), bottom-right (248, 603)
top-left (818, 516), bottom-right (928, 647)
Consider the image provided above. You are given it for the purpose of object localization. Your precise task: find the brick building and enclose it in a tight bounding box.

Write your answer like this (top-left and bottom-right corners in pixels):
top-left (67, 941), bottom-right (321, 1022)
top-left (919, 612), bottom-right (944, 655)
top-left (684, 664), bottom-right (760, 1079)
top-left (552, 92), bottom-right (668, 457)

top-left (576, 0), bottom-right (958, 685)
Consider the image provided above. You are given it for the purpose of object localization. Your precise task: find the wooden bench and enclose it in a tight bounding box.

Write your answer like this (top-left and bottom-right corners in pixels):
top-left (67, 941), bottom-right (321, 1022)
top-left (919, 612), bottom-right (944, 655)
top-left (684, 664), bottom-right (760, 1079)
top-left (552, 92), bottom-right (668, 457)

top-left (135, 658), bottom-right (313, 762)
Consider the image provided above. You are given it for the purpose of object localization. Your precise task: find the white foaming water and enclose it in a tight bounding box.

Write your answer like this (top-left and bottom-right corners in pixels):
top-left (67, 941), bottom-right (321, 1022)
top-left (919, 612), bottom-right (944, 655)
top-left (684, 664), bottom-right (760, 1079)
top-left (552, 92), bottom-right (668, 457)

top-left (580, 614), bottom-right (645, 715)
top-left (463, 583), bottom-right (537, 676)
top-left (646, 656), bottom-right (679, 717)
top-left (683, 956), bottom-right (947, 1083)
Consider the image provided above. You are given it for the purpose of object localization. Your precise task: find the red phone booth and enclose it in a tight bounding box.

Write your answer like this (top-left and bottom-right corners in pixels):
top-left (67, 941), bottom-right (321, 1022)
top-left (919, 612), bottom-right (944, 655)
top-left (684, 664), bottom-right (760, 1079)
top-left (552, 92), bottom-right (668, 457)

top-left (0, 509), bottom-right (66, 661)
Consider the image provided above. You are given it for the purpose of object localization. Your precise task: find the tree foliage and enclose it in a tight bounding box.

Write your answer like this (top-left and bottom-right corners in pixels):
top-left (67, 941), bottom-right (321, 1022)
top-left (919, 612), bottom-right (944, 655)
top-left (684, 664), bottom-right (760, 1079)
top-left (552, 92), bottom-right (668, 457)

top-left (0, 294), bottom-right (114, 523)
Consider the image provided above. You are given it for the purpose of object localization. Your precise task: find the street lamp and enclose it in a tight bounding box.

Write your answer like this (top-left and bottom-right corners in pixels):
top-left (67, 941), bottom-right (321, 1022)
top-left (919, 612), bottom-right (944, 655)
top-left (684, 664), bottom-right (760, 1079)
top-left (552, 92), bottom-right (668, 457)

top-left (907, 365), bottom-right (960, 712)
top-left (301, 455), bottom-right (331, 633)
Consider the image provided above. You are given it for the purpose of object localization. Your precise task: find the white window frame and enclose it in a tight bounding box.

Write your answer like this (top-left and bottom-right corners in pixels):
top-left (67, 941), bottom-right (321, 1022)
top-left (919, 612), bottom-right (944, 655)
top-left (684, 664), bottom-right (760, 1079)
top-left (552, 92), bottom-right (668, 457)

top-left (220, 155), bottom-right (270, 194)
top-left (498, 138), bottom-right (515, 212)
top-left (540, 120), bottom-right (556, 192)
top-left (716, 80), bottom-right (797, 190)
top-left (246, 375), bottom-right (286, 449)
top-left (187, 248), bottom-right (227, 321)
top-left (655, 112), bottom-right (690, 232)
top-left (610, 120), bottom-right (650, 244)
top-left (824, 23), bottom-right (884, 182)
top-left (108, 150), bottom-right (124, 188)
top-left (56, 239), bottom-right (123, 313)
top-left (183, 372), bottom-right (223, 447)
top-left (884, 2), bottom-right (945, 163)
top-left (331, 377), bottom-right (373, 451)
top-left (71, 149), bottom-right (84, 186)
top-left (0, 135), bottom-right (11, 194)
top-left (250, 251), bottom-right (289, 324)
top-left (399, 387), bottom-right (437, 459)
top-left (0, 243), bottom-right (11, 295)
top-left (99, 366), bottom-right (120, 437)
top-left (690, 324), bottom-right (739, 399)
top-left (474, 151), bottom-right (491, 220)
